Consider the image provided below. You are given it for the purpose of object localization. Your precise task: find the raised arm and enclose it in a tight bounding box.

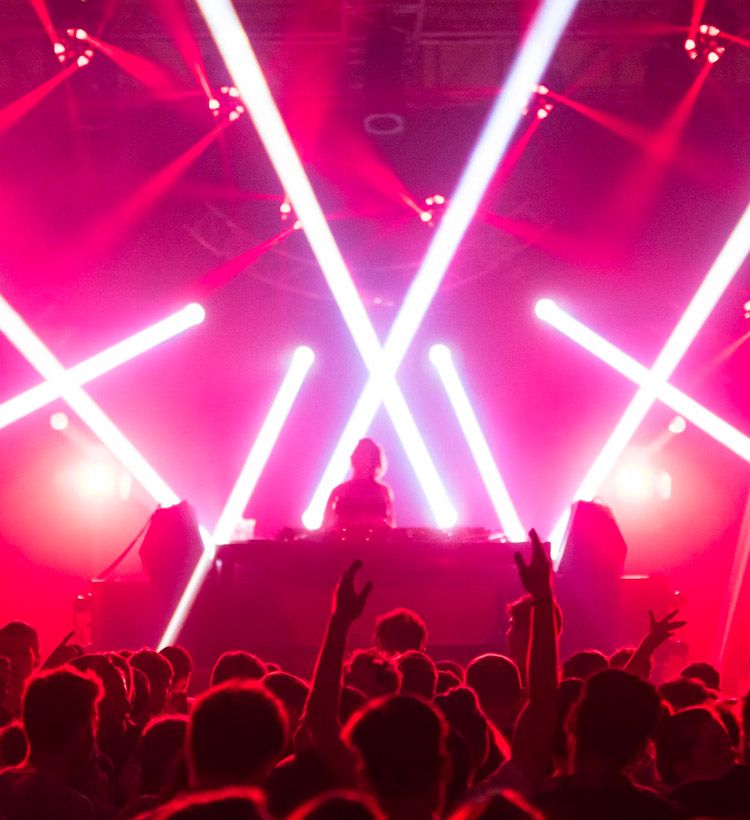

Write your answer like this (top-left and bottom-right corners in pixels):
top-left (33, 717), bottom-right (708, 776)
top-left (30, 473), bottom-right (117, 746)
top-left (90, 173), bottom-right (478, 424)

top-left (625, 609), bottom-right (685, 680)
top-left (510, 529), bottom-right (559, 785)
top-left (300, 560), bottom-right (372, 755)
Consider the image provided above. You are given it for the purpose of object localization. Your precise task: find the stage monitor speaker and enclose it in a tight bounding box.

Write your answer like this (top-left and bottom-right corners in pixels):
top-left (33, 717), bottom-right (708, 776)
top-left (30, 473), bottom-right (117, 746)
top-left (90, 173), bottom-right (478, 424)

top-left (139, 501), bottom-right (203, 603)
top-left (556, 500), bottom-right (628, 654)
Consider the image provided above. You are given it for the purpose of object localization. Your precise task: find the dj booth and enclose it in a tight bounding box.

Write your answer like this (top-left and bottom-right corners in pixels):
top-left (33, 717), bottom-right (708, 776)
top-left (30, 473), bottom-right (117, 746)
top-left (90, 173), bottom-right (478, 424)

top-left (90, 504), bottom-right (672, 676)
top-left (198, 533), bottom-right (523, 670)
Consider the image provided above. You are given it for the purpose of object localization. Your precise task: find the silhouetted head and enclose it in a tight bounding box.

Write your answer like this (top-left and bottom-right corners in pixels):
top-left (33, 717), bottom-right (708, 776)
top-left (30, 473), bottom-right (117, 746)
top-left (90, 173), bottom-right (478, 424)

top-left (262, 671), bottom-right (309, 737)
top-left (397, 651), bottom-right (437, 700)
top-left (351, 439), bottom-right (385, 479)
top-left (681, 662), bottom-right (720, 692)
top-left (659, 677), bottom-right (713, 711)
top-left (572, 669), bottom-right (661, 771)
top-left (161, 645), bottom-right (193, 693)
top-left (71, 653), bottom-right (129, 735)
top-left (23, 667), bottom-right (100, 773)
top-left (345, 650), bottom-right (401, 700)
top-left (437, 670), bottom-right (462, 695)
top-left (562, 650), bottom-right (609, 680)
top-left (188, 681), bottom-right (287, 788)
top-left (211, 651), bottom-right (267, 688)
top-left (656, 706), bottom-right (734, 785)
top-left (130, 649), bottom-right (173, 716)
top-left (345, 695), bottom-right (448, 815)
top-left (138, 715), bottom-right (188, 796)
top-left (0, 621), bottom-right (40, 712)
top-left (609, 648), bottom-right (635, 669)
top-left (466, 654), bottom-right (522, 727)
top-left (374, 608), bottom-right (427, 655)
top-left (434, 686), bottom-right (491, 780)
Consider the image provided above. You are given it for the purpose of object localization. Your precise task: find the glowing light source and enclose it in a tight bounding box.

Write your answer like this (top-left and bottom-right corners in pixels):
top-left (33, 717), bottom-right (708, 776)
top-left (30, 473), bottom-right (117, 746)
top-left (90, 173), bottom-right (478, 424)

top-left (159, 346), bottom-right (316, 648)
top-left (54, 28), bottom-right (94, 66)
top-left (75, 462), bottom-right (119, 499)
top-left (302, 0), bottom-right (580, 527)
top-left (614, 462), bottom-right (671, 503)
top-left (196, 0), bottom-right (457, 530)
top-left (208, 85), bottom-right (245, 121)
top-left (538, 189), bottom-right (750, 561)
top-left (668, 415), bottom-right (687, 434)
top-left (430, 344), bottom-right (525, 540)
top-left (50, 411), bottom-right (69, 431)
top-left (686, 23), bottom-right (726, 63)
top-left (0, 303), bottom-right (205, 431)
top-left (0, 292), bottom-right (184, 506)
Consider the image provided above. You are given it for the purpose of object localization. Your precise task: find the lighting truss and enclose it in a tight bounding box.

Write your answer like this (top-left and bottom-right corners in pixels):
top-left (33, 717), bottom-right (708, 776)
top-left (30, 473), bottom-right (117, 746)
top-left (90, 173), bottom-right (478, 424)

top-left (543, 197), bottom-right (750, 561)
top-left (430, 344), bottom-right (525, 540)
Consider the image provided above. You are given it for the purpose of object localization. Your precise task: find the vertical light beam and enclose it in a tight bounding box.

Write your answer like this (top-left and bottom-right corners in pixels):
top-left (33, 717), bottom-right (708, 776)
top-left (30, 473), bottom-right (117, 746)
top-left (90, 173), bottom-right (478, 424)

top-left (304, 0), bottom-right (581, 527)
top-left (159, 346), bottom-right (316, 647)
top-left (545, 197), bottom-right (750, 560)
top-left (430, 345), bottom-right (525, 540)
top-left (0, 303), bottom-right (205, 430)
top-left (195, 0), bottom-right (456, 529)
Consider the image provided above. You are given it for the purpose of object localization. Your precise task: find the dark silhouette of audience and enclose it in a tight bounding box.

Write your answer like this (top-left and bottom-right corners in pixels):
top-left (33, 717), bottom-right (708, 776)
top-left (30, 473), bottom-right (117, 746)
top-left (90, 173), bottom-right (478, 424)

top-left (3, 527), bottom-right (746, 819)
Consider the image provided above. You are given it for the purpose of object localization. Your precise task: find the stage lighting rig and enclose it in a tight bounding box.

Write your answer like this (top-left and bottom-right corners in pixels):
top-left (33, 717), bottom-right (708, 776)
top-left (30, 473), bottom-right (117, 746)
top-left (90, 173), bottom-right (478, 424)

top-left (53, 28), bottom-right (94, 68)
top-left (420, 194), bottom-right (447, 227)
top-left (523, 84), bottom-right (555, 120)
top-left (684, 24), bottom-right (726, 64)
top-left (208, 85), bottom-right (245, 122)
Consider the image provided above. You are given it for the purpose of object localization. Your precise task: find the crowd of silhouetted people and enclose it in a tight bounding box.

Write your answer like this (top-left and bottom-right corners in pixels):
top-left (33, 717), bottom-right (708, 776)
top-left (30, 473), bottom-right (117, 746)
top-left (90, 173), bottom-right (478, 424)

top-left (0, 529), bottom-right (748, 819)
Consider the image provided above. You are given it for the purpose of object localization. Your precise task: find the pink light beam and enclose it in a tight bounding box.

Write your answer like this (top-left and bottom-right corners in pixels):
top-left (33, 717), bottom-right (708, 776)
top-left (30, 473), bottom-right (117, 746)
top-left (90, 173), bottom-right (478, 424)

top-left (0, 292), bottom-right (181, 506)
top-left (544, 197), bottom-right (750, 561)
top-left (430, 344), bottom-right (525, 540)
top-left (0, 303), bottom-right (205, 430)
top-left (159, 345), bottom-right (316, 647)
top-left (304, 0), bottom-right (582, 527)
top-left (195, 0), bottom-right (457, 529)
top-left (535, 299), bottom-right (750, 463)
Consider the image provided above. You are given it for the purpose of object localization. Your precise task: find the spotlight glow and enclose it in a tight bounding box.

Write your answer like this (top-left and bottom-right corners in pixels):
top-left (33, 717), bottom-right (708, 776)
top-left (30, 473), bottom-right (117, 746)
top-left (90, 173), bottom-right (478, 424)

top-left (0, 293), bottom-right (182, 506)
top-left (160, 347), bottom-right (316, 647)
top-left (303, 0), bottom-right (580, 527)
top-left (668, 415), bottom-right (687, 434)
top-left (196, 0), bottom-right (456, 530)
top-left (75, 462), bottom-right (119, 499)
top-left (0, 303), bottom-right (205, 431)
top-left (430, 344), bottom-right (525, 540)
top-left (49, 411), bottom-right (69, 431)
top-left (540, 190), bottom-right (750, 561)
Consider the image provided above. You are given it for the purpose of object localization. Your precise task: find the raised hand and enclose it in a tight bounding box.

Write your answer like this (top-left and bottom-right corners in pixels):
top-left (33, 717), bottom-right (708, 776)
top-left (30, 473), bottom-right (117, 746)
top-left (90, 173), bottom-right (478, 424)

top-left (333, 559), bottom-right (372, 624)
top-left (514, 528), bottom-right (553, 601)
top-left (645, 609), bottom-right (686, 649)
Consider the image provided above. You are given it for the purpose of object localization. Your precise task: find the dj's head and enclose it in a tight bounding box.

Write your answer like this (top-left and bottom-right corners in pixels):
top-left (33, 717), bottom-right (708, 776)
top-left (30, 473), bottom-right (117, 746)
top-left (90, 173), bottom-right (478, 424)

top-left (351, 439), bottom-right (386, 479)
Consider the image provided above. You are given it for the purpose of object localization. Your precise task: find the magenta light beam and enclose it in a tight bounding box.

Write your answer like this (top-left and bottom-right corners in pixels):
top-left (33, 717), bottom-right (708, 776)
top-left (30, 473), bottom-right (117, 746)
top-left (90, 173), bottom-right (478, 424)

top-left (195, 0), bottom-right (456, 529)
top-left (0, 303), bottom-right (205, 430)
top-left (304, 0), bottom-right (581, 527)
top-left (545, 197), bottom-right (750, 561)
top-left (536, 299), bottom-right (750, 463)
top-left (159, 346), bottom-right (316, 647)
top-left (430, 345), bottom-right (525, 540)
